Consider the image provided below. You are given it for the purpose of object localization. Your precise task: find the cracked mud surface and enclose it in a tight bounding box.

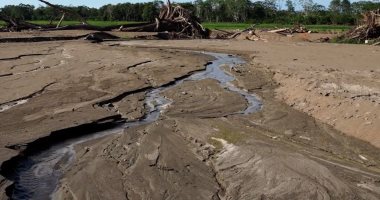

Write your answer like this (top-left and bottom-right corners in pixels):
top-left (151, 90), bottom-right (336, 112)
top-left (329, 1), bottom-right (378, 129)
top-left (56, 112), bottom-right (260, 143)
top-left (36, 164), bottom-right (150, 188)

top-left (0, 41), bottom-right (211, 164)
top-left (1, 31), bottom-right (380, 200)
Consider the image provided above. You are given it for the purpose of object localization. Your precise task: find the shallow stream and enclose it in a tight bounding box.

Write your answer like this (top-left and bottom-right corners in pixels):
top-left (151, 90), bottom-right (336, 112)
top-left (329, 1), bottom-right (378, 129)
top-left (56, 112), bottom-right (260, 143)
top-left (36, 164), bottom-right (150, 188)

top-left (5, 52), bottom-right (261, 199)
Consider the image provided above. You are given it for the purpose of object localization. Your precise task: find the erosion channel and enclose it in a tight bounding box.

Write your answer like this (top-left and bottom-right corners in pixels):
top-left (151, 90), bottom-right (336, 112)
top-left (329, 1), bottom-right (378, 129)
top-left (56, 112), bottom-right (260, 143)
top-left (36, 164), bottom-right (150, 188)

top-left (1, 52), bottom-right (261, 199)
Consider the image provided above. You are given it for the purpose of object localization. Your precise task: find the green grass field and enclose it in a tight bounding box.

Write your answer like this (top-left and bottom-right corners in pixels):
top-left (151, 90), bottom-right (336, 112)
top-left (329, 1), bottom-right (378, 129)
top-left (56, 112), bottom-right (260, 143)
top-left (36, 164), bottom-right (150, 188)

top-left (29, 20), bottom-right (143, 26)
top-left (203, 22), bottom-right (352, 32)
top-left (0, 20), bottom-right (352, 32)
top-left (0, 20), bottom-right (142, 27)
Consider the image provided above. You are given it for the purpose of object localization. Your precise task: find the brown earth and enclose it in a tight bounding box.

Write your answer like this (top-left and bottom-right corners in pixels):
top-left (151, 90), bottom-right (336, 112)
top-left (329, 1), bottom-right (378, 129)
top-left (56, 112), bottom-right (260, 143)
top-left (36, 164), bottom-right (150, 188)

top-left (0, 31), bottom-right (380, 200)
top-left (115, 36), bottom-right (380, 148)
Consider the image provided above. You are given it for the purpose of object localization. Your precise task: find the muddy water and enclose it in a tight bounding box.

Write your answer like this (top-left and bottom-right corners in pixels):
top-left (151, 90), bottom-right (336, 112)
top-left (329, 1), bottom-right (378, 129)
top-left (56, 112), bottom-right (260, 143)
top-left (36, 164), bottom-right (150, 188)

top-left (6, 52), bottom-right (261, 199)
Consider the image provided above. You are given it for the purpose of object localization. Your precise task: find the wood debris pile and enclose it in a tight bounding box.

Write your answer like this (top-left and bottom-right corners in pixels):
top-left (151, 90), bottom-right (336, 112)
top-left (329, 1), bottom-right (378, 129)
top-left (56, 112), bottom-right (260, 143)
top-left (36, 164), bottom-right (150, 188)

top-left (213, 25), bottom-right (266, 41)
top-left (122, 1), bottom-right (210, 39)
top-left (0, 0), bottom-right (209, 39)
top-left (346, 9), bottom-right (380, 41)
top-left (214, 25), bottom-right (255, 39)
top-left (268, 24), bottom-right (310, 36)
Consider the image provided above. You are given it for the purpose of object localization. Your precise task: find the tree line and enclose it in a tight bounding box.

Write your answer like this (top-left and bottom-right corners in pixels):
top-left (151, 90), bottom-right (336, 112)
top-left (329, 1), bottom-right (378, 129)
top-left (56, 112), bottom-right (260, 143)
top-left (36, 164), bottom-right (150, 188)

top-left (1, 0), bottom-right (379, 25)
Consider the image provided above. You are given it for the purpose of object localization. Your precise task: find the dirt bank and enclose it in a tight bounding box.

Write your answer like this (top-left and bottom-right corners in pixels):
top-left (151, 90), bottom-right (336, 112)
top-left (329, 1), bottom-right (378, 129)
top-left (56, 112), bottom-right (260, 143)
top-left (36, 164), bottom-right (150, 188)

top-left (117, 38), bottom-right (380, 148)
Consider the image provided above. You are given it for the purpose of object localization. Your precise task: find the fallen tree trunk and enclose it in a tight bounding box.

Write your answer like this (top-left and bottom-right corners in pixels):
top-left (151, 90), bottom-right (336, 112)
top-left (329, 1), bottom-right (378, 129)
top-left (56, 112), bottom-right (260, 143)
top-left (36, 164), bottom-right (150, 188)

top-left (134, 32), bottom-right (192, 40)
top-left (268, 28), bottom-right (288, 33)
top-left (213, 25), bottom-right (258, 40)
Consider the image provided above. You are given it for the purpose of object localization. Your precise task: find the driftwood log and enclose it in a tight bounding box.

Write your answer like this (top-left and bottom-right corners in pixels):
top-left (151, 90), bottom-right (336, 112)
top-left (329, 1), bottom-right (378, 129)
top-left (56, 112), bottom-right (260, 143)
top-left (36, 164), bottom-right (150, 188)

top-left (214, 25), bottom-right (259, 40)
top-left (267, 24), bottom-right (310, 36)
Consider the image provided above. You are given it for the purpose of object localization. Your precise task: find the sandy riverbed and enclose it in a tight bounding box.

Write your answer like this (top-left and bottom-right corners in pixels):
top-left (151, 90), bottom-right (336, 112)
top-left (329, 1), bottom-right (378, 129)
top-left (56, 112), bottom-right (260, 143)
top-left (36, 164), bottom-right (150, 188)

top-left (0, 31), bottom-right (379, 199)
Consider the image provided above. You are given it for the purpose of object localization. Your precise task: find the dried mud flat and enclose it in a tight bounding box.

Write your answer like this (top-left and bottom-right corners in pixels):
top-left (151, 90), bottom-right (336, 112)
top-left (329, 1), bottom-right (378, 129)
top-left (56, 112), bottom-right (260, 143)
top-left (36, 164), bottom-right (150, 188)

top-left (0, 31), bottom-right (380, 200)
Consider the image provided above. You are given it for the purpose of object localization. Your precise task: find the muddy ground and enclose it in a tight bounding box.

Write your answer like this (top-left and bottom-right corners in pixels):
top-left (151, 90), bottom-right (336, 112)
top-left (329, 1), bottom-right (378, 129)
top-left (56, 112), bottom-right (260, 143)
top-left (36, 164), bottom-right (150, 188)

top-left (0, 31), bottom-right (380, 200)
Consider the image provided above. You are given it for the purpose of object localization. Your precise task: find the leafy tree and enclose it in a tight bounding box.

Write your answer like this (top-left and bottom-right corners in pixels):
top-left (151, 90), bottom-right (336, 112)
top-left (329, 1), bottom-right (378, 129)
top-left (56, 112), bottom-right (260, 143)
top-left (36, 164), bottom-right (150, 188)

top-left (251, 2), bottom-right (267, 22)
top-left (298, 0), bottom-right (315, 14)
top-left (341, 0), bottom-right (351, 13)
top-left (329, 0), bottom-right (341, 12)
top-left (99, 4), bottom-right (113, 21)
top-left (1, 4), bottom-right (34, 20)
top-left (142, 2), bottom-right (159, 22)
top-left (286, 0), bottom-right (295, 12)
top-left (2, 0), bottom-right (376, 26)
top-left (351, 1), bottom-right (380, 14)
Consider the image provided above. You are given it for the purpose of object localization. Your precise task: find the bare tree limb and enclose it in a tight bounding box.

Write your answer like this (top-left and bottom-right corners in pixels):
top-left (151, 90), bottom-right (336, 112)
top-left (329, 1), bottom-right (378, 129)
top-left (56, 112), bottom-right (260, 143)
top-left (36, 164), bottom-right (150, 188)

top-left (38, 0), bottom-right (87, 25)
top-left (56, 13), bottom-right (65, 28)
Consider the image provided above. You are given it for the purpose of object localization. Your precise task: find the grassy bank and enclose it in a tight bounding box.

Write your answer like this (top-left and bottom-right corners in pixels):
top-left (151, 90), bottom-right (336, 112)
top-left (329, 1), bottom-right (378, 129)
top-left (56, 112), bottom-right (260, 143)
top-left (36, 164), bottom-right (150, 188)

top-left (0, 20), bottom-right (142, 28)
top-left (28, 20), bottom-right (143, 27)
top-left (203, 22), bottom-right (352, 32)
top-left (0, 20), bottom-right (352, 32)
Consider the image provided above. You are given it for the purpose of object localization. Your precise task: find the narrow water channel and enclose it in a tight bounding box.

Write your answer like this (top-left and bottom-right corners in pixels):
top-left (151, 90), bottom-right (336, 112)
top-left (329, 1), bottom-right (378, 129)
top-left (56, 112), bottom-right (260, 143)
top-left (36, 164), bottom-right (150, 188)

top-left (3, 52), bottom-right (262, 200)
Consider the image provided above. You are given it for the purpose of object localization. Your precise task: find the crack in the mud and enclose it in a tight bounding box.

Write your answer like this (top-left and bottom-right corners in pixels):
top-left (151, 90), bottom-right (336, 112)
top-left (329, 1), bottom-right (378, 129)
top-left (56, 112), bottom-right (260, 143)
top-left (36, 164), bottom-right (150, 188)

top-left (0, 73), bottom-right (13, 77)
top-left (0, 53), bottom-right (52, 61)
top-left (218, 155), bottom-right (257, 172)
top-left (97, 86), bottom-right (153, 107)
top-left (0, 82), bottom-right (56, 110)
top-left (123, 56), bottom-right (173, 72)
top-left (0, 35), bottom-right (89, 43)
top-left (25, 66), bottom-right (42, 73)
top-left (210, 164), bottom-right (225, 200)
top-left (96, 68), bottom-right (207, 109)
top-left (126, 60), bottom-right (153, 70)
top-left (10, 60), bottom-right (41, 70)
top-left (351, 93), bottom-right (379, 99)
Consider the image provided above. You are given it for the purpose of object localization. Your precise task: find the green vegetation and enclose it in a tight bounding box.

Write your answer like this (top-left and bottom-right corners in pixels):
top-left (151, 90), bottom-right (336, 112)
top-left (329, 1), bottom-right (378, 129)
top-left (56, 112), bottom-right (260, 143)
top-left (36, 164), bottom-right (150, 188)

top-left (28, 20), bottom-right (142, 27)
top-left (0, 20), bottom-right (351, 32)
top-left (1, 1), bottom-right (379, 26)
top-left (208, 125), bottom-right (247, 150)
top-left (203, 23), bottom-right (351, 32)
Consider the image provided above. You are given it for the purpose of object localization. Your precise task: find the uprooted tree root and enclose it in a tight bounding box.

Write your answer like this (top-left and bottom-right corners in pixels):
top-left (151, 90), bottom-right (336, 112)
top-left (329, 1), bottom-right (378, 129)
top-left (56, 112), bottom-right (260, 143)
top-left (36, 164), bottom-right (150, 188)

top-left (338, 9), bottom-right (380, 43)
top-left (120, 0), bottom-right (210, 39)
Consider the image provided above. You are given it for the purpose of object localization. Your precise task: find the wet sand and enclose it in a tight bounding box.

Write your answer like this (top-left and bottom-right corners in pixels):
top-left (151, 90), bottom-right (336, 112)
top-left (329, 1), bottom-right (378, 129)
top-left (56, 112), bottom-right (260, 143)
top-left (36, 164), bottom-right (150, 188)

top-left (0, 31), bottom-right (380, 199)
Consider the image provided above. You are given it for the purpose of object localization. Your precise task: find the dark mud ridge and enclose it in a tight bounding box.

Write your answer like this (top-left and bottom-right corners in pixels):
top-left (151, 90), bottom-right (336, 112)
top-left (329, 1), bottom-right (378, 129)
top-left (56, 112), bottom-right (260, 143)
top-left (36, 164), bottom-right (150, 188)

top-left (1, 115), bottom-right (125, 198)
top-left (0, 32), bottom-right (121, 43)
top-left (0, 52), bottom-right (261, 199)
top-left (0, 82), bottom-right (56, 113)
